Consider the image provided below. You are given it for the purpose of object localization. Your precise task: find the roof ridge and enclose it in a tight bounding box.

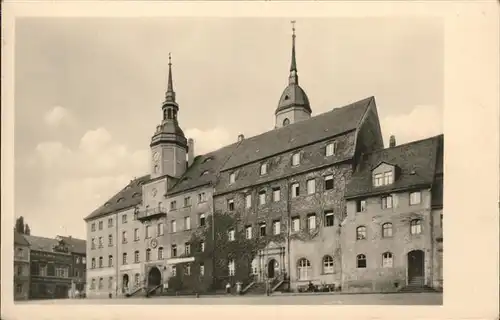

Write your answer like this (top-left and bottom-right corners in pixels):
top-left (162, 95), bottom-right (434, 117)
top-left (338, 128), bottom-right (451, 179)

top-left (361, 134), bottom-right (443, 159)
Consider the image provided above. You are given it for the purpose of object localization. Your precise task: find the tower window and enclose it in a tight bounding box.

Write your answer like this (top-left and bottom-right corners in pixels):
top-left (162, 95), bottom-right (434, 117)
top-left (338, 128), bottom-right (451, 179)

top-left (283, 118), bottom-right (290, 126)
top-left (167, 109), bottom-right (172, 119)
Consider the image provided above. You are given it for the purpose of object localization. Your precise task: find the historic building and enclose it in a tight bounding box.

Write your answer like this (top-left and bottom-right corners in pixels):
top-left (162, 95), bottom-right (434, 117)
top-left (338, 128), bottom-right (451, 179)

top-left (14, 232), bottom-right (30, 300)
top-left (84, 23), bottom-right (444, 297)
top-left (341, 135), bottom-right (444, 293)
top-left (24, 235), bottom-right (85, 299)
top-left (57, 236), bottom-right (87, 295)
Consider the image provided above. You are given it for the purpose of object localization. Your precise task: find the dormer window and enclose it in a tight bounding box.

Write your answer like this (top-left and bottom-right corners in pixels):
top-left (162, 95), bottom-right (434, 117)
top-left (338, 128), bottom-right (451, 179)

top-left (203, 157), bottom-right (213, 163)
top-left (292, 153), bottom-right (300, 166)
top-left (326, 142), bottom-right (337, 157)
top-left (373, 171), bottom-right (394, 187)
top-left (229, 172), bottom-right (236, 184)
top-left (283, 118), bottom-right (290, 126)
top-left (201, 170), bottom-right (210, 176)
top-left (260, 163), bottom-right (268, 175)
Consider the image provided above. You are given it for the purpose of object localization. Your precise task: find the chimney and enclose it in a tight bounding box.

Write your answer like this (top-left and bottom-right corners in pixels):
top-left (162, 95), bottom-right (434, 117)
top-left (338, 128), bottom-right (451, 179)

top-left (389, 135), bottom-right (396, 148)
top-left (237, 134), bottom-right (245, 142)
top-left (187, 138), bottom-right (194, 167)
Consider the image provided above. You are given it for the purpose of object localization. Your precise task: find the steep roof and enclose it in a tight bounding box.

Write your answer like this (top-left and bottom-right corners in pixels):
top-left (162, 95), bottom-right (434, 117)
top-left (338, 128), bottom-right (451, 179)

top-left (14, 232), bottom-right (30, 246)
top-left (84, 174), bottom-right (150, 221)
top-left (167, 142), bottom-right (240, 195)
top-left (23, 235), bottom-right (59, 252)
top-left (345, 134), bottom-right (443, 199)
top-left (222, 96), bottom-right (373, 171)
top-left (57, 236), bottom-right (86, 255)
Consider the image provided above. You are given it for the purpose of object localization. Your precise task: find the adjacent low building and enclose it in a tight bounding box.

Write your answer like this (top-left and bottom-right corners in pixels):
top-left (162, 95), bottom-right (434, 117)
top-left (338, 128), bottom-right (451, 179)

top-left (14, 232), bottom-right (30, 300)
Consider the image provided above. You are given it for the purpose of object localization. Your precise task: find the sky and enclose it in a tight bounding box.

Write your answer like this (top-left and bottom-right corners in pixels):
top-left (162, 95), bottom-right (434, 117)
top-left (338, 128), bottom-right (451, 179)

top-left (14, 17), bottom-right (443, 239)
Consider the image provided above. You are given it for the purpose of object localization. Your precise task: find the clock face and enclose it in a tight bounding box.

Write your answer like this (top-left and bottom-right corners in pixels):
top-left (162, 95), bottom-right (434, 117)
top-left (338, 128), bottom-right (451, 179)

top-left (153, 152), bottom-right (160, 162)
top-left (150, 238), bottom-right (158, 249)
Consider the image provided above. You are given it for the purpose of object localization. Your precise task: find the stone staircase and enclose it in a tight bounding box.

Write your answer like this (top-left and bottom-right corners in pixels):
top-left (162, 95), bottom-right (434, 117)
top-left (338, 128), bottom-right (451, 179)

top-left (242, 282), bottom-right (267, 295)
top-left (399, 277), bottom-right (437, 293)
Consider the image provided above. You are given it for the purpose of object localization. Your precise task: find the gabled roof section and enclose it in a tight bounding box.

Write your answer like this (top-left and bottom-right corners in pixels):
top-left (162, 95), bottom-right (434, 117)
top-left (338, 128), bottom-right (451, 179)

top-left (222, 96), bottom-right (373, 171)
top-left (56, 236), bottom-right (86, 254)
top-left (14, 232), bottom-right (30, 246)
top-left (84, 174), bottom-right (150, 221)
top-left (371, 160), bottom-right (397, 171)
top-left (23, 235), bottom-right (60, 252)
top-left (167, 142), bottom-right (240, 195)
top-left (346, 134), bottom-right (443, 199)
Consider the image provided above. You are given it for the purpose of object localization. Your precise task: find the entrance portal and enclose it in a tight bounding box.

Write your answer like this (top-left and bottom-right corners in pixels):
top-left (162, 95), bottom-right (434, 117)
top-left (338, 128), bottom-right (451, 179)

top-left (148, 267), bottom-right (162, 288)
top-left (407, 250), bottom-right (425, 285)
top-left (122, 274), bottom-right (129, 293)
top-left (267, 259), bottom-right (278, 278)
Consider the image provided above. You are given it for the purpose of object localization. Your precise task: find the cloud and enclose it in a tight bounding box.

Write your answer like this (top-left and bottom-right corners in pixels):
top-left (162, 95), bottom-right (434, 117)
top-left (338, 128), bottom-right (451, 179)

top-left (33, 127), bottom-right (148, 177)
top-left (381, 105), bottom-right (443, 146)
top-left (185, 127), bottom-right (235, 156)
top-left (43, 106), bottom-right (74, 127)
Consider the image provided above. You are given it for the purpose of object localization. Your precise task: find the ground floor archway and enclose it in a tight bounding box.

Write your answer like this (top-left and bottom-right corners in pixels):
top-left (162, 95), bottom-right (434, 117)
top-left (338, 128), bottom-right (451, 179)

top-left (122, 274), bottom-right (129, 293)
top-left (267, 259), bottom-right (278, 278)
top-left (148, 266), bottom-right (162, 288)
top-left (407, 250), bottom-right (425, 285)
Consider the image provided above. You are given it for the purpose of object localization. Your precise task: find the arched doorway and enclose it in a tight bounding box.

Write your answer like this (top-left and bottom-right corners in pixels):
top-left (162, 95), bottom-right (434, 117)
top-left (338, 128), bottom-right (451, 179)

top-left (407, 250), bottom-right (425, 286)
top-left (122, 274), bottom-right (129, 293)
top-left (267, 259), bottom-right (278, 278)
top-left (148, 266), bottom-right (162, 288)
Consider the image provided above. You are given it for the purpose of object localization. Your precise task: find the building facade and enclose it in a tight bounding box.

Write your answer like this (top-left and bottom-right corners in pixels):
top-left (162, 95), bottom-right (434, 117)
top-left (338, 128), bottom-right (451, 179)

top-left (24, 235), bottom-right (74, 299)
top-left (14, 232), bottom-right (30, 300)
top-left (57, 236), bottom-right (87, 295)
top-left (84, 24), bottom-right (444, 297)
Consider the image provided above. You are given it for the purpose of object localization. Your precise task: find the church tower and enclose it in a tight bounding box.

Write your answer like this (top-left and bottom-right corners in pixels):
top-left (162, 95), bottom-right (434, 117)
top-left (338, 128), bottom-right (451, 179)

top-left (275, 21), bottom-right (312, 129)
top-left (150, 53), bottom-right (188, 179)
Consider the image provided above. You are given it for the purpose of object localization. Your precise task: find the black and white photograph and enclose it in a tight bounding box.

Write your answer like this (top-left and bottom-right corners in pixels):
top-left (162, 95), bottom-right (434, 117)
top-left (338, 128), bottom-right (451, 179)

top-left (2, 1), bottom-right (498, 320)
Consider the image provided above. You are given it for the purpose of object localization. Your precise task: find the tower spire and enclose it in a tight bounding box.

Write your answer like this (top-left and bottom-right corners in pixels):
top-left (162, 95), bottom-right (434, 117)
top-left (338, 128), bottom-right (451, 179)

top-left (289, 20), bottom-right (298, 85)
top-left (165, 52), bottom-right (176, 103)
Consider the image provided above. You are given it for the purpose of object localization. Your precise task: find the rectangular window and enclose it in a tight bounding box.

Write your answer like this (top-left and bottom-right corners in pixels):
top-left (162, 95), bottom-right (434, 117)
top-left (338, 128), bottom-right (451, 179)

top-left (122, 214), bottom-right (127, 224)
top-left (122, 253), bottom-right (128, 265)
top-left (229, 172), bottom-right (236, 184)
top-left (200, 241), bottom-right (205, 252)
top-left (259, 223), bottom-right (267, 237)
top-left (185, 243), bottom-right (191, 255)
top-left (228, 259), bottom-right (235, 276)
top-left (292, 153), bottom-right (300, 166)
top-left (272, 220), bottom-right (281, 235)
top-left (307, 179), bottom-right (316, 194)
top-left (98, 237), bottom-right (103, 248)
top-left (171, 245), bottom-right (177, 257)
top-left (245, 226), bottom-right (252, 239)
top-left (200, 263), bottom-right (205, 276)
top-left (273, 188), bottom-right (281, 202)
top-left (108, 277), bottom-right (113, 290)
top-left (228, 229), bottom-right (235, 241)
top-left (245, 194), bottom-right (252, 208)
top-left (91, 238), bottom-right (96, 250)
top-left (184, 196), bottom-right (191, 207)
top-left (108, 234), bottom-right (113, 246)
top-left (324, 175), bottom-right (334, 190)
top-left (185, 264), bottom-right (191, 276)
top-left (184, 216), bottom-right (191, 230)
top-left (134, 228), bottom-right (139, 241)
top-left (170, 201), bottom-right (177, 210)
top-left (198, 192), bottom-right (206, 203)
top-left (108, 218), bottom-right (113, 228)
top-left (324, 211), bottom-right (334, 227)
top-left (98, 221), bottom-right (103, 230)
top-left (227, 199), bottom-right (235, 211)
top-left (410, 191), bottom-right (422, 205)
top-left (108, 255), bottom-right (113, 267)
top-left (122, 231), bottom-right (128, 243)
top-left (134, 251), bottom-right (140, 263)
top-left (356, 200), bottom-right (367, 212)
top-left (383, 171), bottom-right (394, 185)
top-left (91, 223), bottom-right (96, 232)
top-left (291, 183), bottom-right (300, 198)
top-left (326, 142), bottom-right (336, 156)
top-left (291, 217), bottom-right (300, 232)
top-left (259, 191), bottom-right (266, 205)
top-left (171, 266), bottom-right (177, 277)
top-left (260, 163), bottom-right (267, 175)
top-left (145, 225), bottom-right (151, 239)
top-left (307, 214), bottom-right (316, 231)
top-left (373, 173), bottom-right (383, 187)
top-left (440, 213), bottom-right (443, 228)
top-left (199, 213), bottom-right (206, 227)
top-left (171, 220), bottom-right (177, 233)
top-left (157, 223), bottom-right (164, 236)
top-left (382, 195), bottom-right (393, 209)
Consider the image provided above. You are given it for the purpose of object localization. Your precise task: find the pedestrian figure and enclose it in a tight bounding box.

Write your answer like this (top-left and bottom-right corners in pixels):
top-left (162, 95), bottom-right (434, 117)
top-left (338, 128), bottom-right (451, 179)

top-left (225, 282), bottom-right (231, 294)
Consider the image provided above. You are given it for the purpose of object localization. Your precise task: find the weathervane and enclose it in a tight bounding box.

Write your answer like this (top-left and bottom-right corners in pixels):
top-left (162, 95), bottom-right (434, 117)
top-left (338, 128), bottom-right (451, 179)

top-left (291, 20), bottom-right (296, 36)
top-left (168, 52), bottom-right (172, 66)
